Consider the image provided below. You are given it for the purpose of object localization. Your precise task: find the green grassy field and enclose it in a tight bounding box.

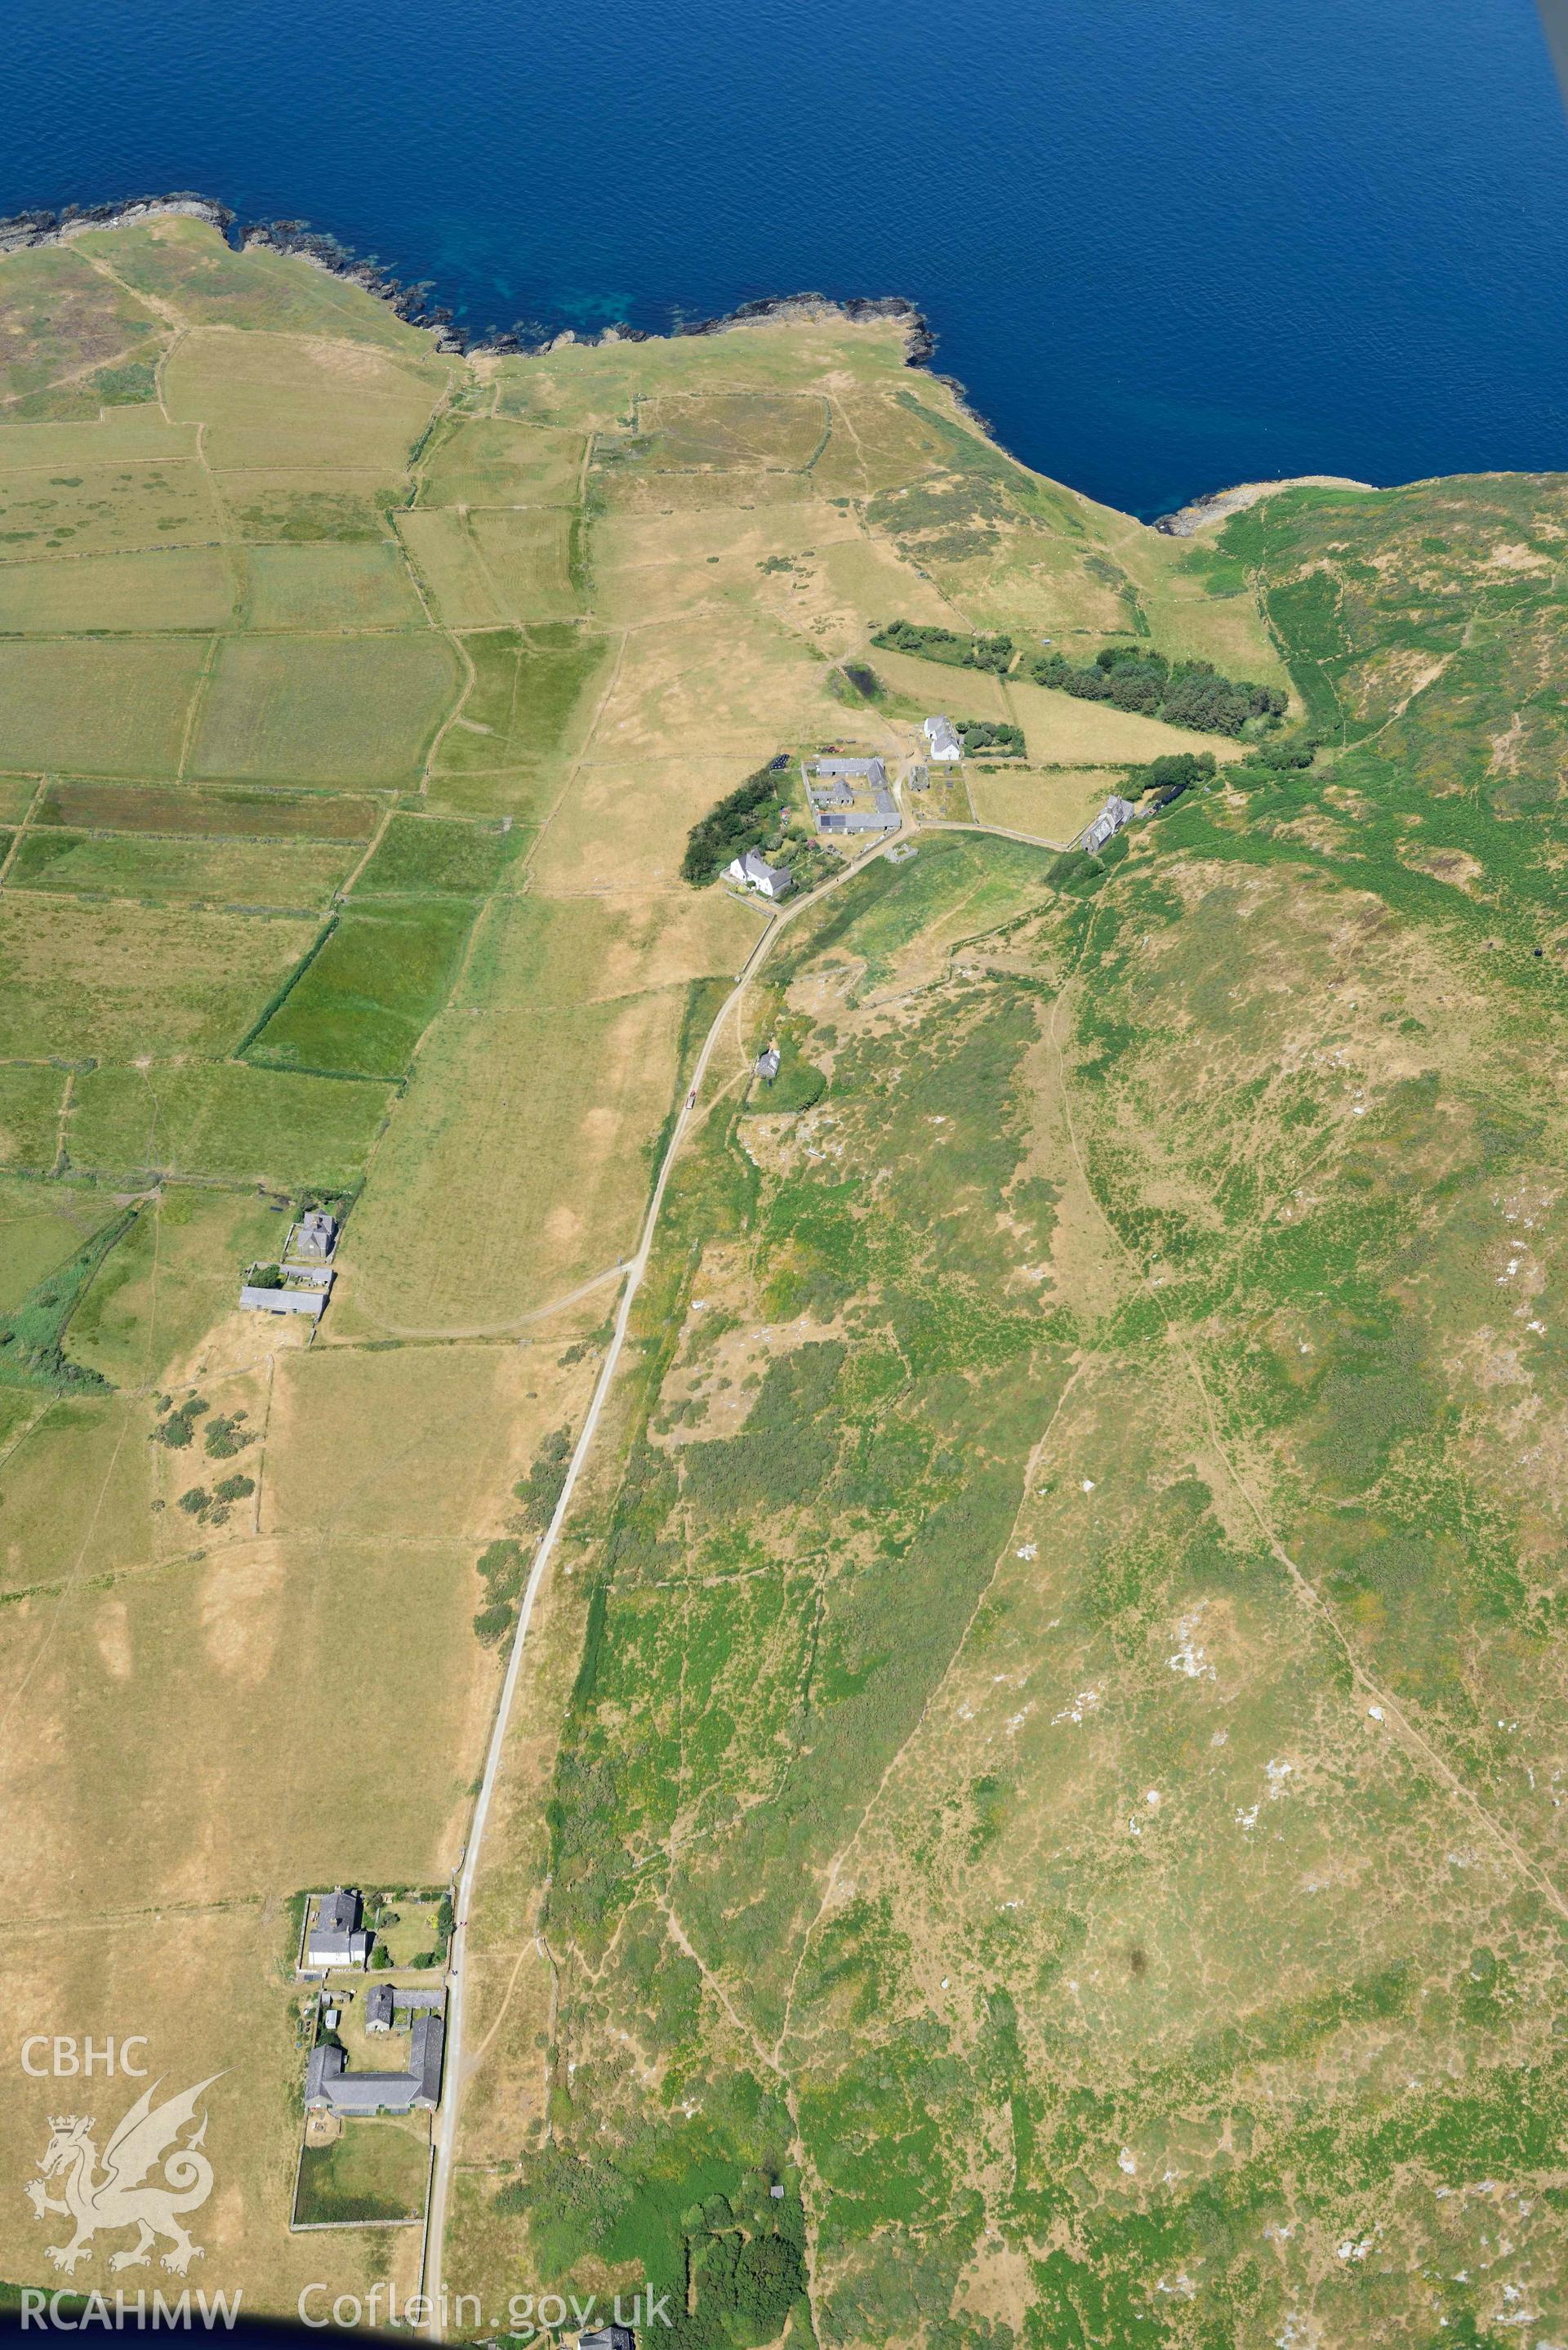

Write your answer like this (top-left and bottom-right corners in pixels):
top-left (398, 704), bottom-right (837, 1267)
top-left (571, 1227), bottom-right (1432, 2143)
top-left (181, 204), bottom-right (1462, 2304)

top-left (416, 414), bottom-right (585, 506)
top-left (238, 540), bottom-right (427, 631)
top-left (352, 812), bottom-right (521, 897)
top-left (246, 900), bottom-right (474, 1077)
top-left (294, 2125), bottom-right (430, 2227)
top-left (433, 625), bottom-right (611, 777)
top-left (162, 328), bottom-right (448, 473)
top-left (0, 636), bottom-right (208, 776)
top-left (0, 460), bottom-right (225, 557)
top-left (395, 508), bottom-right (510, 627)
top-left (67, 1187), bottom-right (291, 1387)
top-left (467, 506), bottom-right (577, 622)
top-left (342, 887), bottom-right (758, 1330)
top-left (7, 827), bottom-right (350, 907)
top-left (0, 1067), bottom-right (65, 1171)
top-left (0, 898), bottom-right (317, 1060)
top-left (0, 547), bottom-right (235, 632)
top-left (187, 633), bottom-right (461, 785)
top-left (220, 468), bottom-right (404, 543)
top-left (0, 1179), bottom-right (119, 1311)
top-left (69, 1062), bottom-right (394, 1188)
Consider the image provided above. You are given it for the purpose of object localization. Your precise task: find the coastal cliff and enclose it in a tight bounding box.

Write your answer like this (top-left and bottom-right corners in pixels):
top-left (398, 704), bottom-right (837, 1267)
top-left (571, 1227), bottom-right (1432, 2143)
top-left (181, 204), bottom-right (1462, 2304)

top-left (0, 190), bottom-right (937, 369)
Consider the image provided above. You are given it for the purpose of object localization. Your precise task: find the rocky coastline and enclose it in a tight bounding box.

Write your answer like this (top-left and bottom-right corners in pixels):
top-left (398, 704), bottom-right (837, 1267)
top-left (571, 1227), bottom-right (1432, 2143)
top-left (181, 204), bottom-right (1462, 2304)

top-left (0, 190), bottom-right (938, 371)
top-left (1153, 471), bottom-right (1377, 536)
top-left (0, 191), bottom-right (235, 255)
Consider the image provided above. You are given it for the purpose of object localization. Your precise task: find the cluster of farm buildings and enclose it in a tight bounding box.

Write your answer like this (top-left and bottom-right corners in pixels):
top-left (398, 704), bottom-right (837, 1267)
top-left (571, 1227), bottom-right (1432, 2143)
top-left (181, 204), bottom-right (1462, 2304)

top-left (725, 713), bottom-right (963, 900)
top-left (724, 710), bottom-right (1136, 904)
top-left (240, 1207), bottom-right (339, 1321)
top-left (298, 1886), bottom-right (446, 2119)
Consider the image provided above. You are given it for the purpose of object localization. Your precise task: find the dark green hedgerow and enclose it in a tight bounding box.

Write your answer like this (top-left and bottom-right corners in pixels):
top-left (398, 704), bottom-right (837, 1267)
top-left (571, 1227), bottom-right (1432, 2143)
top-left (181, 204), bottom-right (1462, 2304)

top-left (1033, 644), bottom-right (1285, 736)
top-left (0, 1204), bottom-right (138, 1393)
top-left (871, 618), bottom-right (1014, 675)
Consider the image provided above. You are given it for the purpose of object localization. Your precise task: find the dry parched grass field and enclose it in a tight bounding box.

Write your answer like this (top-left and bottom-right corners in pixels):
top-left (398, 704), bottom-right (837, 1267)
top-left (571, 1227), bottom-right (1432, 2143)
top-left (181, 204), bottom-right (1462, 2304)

top-left (7, 212), bottom-right (1555, 2346)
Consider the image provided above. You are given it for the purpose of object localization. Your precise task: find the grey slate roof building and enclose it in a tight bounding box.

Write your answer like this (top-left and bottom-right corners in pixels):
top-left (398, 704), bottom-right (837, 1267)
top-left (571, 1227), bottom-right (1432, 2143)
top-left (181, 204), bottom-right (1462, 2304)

top-left (365, 1983), bottom-right (394, 2034)
top-left (813, 756), bottom-right (886, 782)
top-left (305, 2013), bottom-right (446, 2116)
top-left (819, 807), bottom-right (898, 836)
top-left (290, 1210), bottom-right (336, 1263)
top-left (727, 847), bottom-right (794, 899)
top-left (811, 754), bottom-right (898, 837)
top-left (305, 1888), bottom-right (372, 1971)
top-left (923, 714), bottom-right (963, 761)
top-left (579, 2330), bottom-right (636, 2350)
top-left (241, 1271), bottom-right (332, 1320)
top-left (1081, 793), bottom-right (1137, 854)
top-left (410, 2013), bottom-right (444, 2104)
top-left (755, 1046), bottom-right (782, 1081)
top-left (393, 1986), bottom-right (446, 2012)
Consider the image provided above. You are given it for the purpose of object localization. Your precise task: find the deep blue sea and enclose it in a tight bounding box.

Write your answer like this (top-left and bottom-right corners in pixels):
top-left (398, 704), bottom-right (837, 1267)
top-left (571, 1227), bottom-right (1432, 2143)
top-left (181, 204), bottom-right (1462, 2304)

top-left (7, 0), bottom-right (1568, 516)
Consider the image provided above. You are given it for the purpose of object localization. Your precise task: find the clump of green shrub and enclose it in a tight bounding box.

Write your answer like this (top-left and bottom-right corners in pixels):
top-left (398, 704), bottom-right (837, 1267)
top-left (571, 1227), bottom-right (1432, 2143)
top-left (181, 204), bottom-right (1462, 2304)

top-left (154, 1396), bottom-right (209, 1449)
top-left (515, 1428), bottom-right (572, 1533)
top-left (1048, 832), bottom-right (1130, 892)
top-left (203, 1410), bottom-right (254, 1459)
top-left (1121, 751), bottom-right (1218, 805)
top-left (176, 1472), bottom-right (255, 1528)
top-left (960, 720), bottom-right (1025, 756)
top-left (1215, 734), bottom-right (1324, 794)
top-left (473, 1537), bottom-right (528, 1647)
top-left (1254, 731), bottom-right (1321, 770)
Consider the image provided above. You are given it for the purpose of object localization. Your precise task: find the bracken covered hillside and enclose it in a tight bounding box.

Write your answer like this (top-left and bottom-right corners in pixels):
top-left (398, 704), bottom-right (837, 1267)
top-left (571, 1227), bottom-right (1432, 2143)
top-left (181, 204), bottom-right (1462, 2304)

top-left (455, 479), bottom-right (1568, 2346)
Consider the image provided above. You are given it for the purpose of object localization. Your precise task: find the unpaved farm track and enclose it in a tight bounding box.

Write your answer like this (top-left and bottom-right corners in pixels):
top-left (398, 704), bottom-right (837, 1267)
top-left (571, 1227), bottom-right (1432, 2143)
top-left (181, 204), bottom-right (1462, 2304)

top-left (421, 821), bottom-right (915, 2324)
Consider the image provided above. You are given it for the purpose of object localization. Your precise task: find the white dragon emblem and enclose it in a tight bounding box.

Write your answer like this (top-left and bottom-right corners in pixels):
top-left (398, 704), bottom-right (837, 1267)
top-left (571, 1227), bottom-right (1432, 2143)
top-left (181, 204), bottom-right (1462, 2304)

top-left (25, 2076), bottom-right (223, 2276)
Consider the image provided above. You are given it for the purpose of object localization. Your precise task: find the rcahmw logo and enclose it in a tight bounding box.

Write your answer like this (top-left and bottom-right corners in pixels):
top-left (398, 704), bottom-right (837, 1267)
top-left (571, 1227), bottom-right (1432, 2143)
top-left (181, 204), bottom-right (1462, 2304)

top-left (20, 2042), bottom-right (225, 2281)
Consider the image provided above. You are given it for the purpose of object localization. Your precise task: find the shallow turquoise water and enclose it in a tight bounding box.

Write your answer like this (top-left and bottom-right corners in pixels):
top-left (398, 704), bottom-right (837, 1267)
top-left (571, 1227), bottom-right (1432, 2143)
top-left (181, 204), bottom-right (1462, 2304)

top-left (7, 0), bottom-right (1568, 515)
